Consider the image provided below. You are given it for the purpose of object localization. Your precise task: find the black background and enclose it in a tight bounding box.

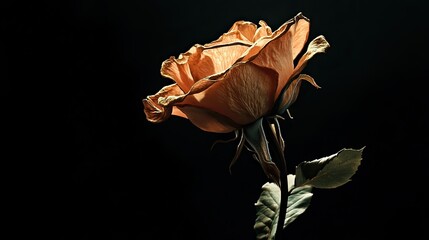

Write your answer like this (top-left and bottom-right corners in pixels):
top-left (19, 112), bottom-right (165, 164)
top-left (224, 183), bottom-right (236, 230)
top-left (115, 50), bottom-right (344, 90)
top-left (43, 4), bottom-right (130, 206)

top-left (4, 0), bottom-right (428, 239)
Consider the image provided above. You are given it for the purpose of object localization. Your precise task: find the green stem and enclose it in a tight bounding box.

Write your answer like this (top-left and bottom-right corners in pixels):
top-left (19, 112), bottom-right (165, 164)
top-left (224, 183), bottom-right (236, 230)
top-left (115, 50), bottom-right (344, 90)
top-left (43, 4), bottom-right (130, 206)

top-left (266, 118), bottom-right (289, 239)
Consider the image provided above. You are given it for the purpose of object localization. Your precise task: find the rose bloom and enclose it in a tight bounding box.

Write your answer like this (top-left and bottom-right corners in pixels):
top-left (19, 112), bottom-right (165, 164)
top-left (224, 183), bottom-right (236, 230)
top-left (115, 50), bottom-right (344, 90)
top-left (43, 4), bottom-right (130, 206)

top-left (143, 12), bottom-right (329, 133)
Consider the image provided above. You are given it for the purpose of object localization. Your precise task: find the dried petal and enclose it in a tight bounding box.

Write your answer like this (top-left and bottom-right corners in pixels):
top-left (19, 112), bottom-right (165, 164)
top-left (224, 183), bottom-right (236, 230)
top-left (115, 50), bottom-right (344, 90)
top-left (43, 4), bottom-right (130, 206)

top-left (180, 63), bottom-right (278, 128)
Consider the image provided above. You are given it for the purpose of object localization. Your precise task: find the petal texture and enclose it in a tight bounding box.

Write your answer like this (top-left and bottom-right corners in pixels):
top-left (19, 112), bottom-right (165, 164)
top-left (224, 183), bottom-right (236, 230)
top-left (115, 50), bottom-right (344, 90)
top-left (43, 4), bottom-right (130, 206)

top-left (143, 84), bottom-right (185, 123)
top-left (180, 62), bottom-right (279, 126)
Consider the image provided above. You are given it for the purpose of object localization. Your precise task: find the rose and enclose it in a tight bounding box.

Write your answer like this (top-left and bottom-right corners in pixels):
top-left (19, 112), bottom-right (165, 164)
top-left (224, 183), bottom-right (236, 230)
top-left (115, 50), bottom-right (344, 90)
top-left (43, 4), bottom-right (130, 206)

top-left (143, 12), bottom-right (329, 133)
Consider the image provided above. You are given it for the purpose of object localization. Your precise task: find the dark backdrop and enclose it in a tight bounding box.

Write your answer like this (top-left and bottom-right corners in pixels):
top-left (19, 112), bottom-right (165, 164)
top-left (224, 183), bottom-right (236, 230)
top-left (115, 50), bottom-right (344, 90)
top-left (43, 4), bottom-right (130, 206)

top-left (4, 0), bottom-right (427, 239)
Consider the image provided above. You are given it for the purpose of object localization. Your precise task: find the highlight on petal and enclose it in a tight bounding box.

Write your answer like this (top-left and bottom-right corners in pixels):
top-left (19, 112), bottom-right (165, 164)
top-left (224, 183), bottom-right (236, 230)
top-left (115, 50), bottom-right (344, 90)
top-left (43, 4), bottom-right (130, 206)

top-left (143, 96), bottom-right (172, 123)
top-left (291, 35), bottom-right (330, 77)
top-left (205, 20), bottom-right (256, 48)
top-left (160, 47), bottom-right (200, 93)
top-left (200, 44), bottom-right (250, 80)
top-left (290, 13), bottom-right (310, 60)
top-left (162, 36), bottom-right (253, 92)
top-left (204, 31), bottom-right (254, 48)
top-left (143, 84), bottom-right (185, 123)
top-left (227, 20), bottom-right (258, 42)
top-left (252, 20), bottom-right (273, 42)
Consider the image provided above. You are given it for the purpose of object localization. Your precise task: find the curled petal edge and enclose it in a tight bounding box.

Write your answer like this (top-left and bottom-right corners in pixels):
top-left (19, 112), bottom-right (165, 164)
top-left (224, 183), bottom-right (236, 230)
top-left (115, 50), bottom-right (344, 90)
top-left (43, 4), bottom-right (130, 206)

top-left (274, 35), bottom-right (330, 114)
top-left (157, 78), bottom-right (218, 107)
top-left (143, 83), bottom-right (184, 123)
top-left (292, 35), bottom-right (330, 78)
top-left (276, 74), bottom-right (320, 114)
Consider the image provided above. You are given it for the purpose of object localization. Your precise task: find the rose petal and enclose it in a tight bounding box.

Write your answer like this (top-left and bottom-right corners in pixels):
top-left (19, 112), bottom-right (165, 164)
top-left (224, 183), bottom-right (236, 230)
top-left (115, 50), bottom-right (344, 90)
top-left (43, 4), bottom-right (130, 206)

top-left (290, 14), bottom-right (310, 60)
top-left (276, 74), bottom-right (321, 114)
top-left (227, 20), bottom-right (258, 42)
top-left (291, 35), bottom-right (330, 78)
top-left (175, 105), bottom-right (240, 133)
top-left (274, 36), bottom-right (329, 114)
top-left (157, 78), bottom-right (218, 107)
top-left (204, 31), bottom-right (254, 48)
top-left (251, 30), bottom-right (294, 98)
top-left (180, 62), bottom-right (278, 125)
top-left (240, 13), bottom-right (310, 98)
top-left (252, 20), bottom-right (273, 41)
top-left (143, 96), bottom-right (171, 123)
top-left (171, 106), bottom-right (187, 119)
top-left (148, 13), bottom-right (324, 131)
top-left (198, 44), bottom-right (249, 80)
top-left (238, 12), bottom-right (309, 64)
top-left (162, 36), bottom-right (252, 92)
top-left (160, 47), bottom-right (200, 92)
top-left (143, 83), bottom-right (185, 123)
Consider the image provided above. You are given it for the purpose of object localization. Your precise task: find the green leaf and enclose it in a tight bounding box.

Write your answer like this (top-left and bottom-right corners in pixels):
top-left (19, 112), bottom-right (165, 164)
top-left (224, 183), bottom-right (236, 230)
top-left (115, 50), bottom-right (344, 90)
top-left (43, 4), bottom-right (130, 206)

top-left (254, 182), bottom-right (280, 240)
top-left (284, 185), bottom-right (313, 228)
top-left (254, 180), bottom-right (313, 238)
top-left (295, 147), bottom-right (365, 188)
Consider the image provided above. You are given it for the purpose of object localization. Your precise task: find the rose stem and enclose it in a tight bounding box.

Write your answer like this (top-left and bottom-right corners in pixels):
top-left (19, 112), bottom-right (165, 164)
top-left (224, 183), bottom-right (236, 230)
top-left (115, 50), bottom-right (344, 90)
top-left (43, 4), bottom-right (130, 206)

top-left (266, 119), bottom-right (289, 239)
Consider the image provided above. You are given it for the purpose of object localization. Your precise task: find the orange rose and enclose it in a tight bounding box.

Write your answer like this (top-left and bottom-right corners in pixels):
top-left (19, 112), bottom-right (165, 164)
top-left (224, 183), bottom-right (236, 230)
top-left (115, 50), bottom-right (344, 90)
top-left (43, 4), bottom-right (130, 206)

top-left (143, 12), bottom-right (329, 133)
